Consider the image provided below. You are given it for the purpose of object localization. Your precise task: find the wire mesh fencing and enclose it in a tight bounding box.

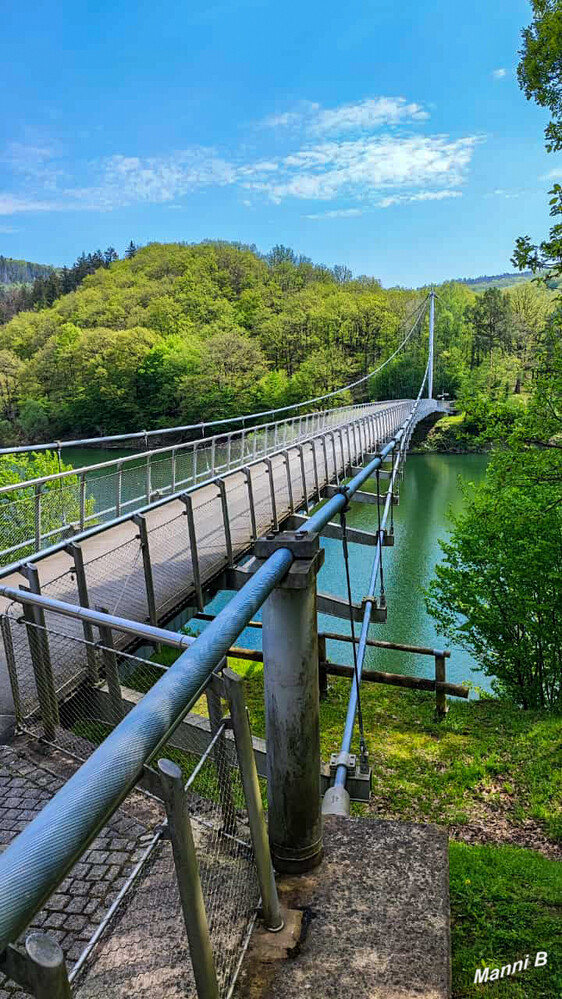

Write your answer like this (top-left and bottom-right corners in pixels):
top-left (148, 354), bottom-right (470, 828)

top-left (0, 629), bottom-right (266, 999)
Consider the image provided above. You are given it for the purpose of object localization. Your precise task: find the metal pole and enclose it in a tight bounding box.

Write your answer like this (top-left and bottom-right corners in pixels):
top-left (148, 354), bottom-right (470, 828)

top-left (265, 459), bottom-right (278, 531)
top-left (79, 473), bottom-right (86, 532)
top-left (20, 566), bottom-right (59, 736)
top-left (116, 462), bottom-right (123, 518)
top-left (145, 455), bottom-right (151, 505)
top-left (0, 616), bottom-right (23, 723)
top-left (96, 610), bottom-right (124, 724)
top-left (133, 514), bottom-right (159, 633)
top-left (428, 289), bottom-right (435, 400)
top-left (25, 933), bottom-right (71, 998)
top-left (217, 479), bottom-right (233, 566)
top-left (244, 467), bottom-right (257, 541)
top-left (182, 494), bottom-right (204, 612)
top-left (261, 562), bottom-right (323, 873)
top-left (67, 543), bottom-right (98, 683)
top-left (283, 452), bottom-right (294, 514)
top-left (157, 760), bottom-right (220, 999)
top-left (222, 668), bottom-right (283, 931)
top-left (298, 445), bottom-right (309, 513)
top-left (33, 485), bottom-right (41, 553)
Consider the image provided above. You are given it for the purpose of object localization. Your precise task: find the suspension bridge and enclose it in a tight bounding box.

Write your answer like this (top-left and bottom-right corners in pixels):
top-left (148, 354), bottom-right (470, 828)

top-left (0, 292), bottom-right (458, 998)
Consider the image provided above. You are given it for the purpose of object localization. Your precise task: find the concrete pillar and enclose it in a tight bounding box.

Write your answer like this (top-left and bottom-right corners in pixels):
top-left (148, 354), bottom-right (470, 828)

top-left (262, 564), bottom-right (323, 874)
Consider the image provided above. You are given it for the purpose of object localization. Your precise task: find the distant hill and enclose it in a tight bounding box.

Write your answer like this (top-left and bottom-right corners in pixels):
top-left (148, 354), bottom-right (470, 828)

top-left (454, 271), bottom-right (534, 292)
top-left (0, 255), bottom-right (54, 286)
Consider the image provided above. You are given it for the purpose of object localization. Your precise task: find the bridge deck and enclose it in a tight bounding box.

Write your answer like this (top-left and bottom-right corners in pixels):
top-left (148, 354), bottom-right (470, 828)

top-left (0, 401), bottom-right (437, 729)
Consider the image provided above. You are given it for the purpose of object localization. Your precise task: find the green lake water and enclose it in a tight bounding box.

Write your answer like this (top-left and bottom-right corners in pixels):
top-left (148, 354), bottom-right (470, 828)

top-left (64, 447), bottom-right (489, 693)
top-left (202, 453), bottom-right (490, 694)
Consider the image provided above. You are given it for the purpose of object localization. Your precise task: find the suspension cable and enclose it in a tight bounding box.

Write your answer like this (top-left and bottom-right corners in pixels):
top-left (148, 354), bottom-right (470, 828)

top-left (0, 296), bottom-right (429, 457)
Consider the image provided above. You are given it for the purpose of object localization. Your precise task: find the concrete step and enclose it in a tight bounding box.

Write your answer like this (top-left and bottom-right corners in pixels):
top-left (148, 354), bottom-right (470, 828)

top-left (236, 815), bottom-right (451, 999)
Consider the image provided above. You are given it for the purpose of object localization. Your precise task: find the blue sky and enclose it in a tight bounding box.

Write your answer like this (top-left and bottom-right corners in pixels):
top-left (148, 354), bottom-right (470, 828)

top-left (0, 0), bottom-right (559, 286)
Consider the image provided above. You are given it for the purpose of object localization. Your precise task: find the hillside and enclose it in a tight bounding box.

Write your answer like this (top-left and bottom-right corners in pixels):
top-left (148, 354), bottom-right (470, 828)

top-left (0, 240), bottom-right (554, 449)
top-left (0, 255), bottom-right (54, 286)
top-left (454, 271), bottom-right (534, 292)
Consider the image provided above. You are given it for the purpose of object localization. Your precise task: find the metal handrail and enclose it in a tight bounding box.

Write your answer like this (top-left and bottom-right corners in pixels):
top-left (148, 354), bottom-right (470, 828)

top-left (0, 402), bottom-right (401, 579)
top-left (0, 400), bottom-right (389, 496)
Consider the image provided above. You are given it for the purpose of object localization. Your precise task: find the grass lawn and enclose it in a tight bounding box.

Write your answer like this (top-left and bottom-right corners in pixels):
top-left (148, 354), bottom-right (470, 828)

top-left (227, 656), bottom-right (562, 998)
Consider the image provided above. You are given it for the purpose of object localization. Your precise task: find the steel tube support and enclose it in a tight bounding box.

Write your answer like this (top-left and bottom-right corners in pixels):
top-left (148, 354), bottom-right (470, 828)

top-left (96, 610), bottom-right (124, 724)
top-left (158, 760), bottom-right (220, 999)
top-left (133, 514), bottom-right (158, 634)
top-left (67, 543), bottom-right (98, 683)
top-left (222, 668), bottom-right (283, 932)
top-left (428, 289), bottom-right (435, 400)
top-left (26, 933), bottom-right (71, 998)
top-left (0, 547), bottom-right (293, 953)
top-left (261, 562), bottom-right (323, 873)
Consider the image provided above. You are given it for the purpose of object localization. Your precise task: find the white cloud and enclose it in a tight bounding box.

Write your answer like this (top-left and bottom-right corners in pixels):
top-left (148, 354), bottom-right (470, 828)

top-left (377, 190), bottom-right (463, 208)
top-left (0, 194), bottom-right (64, 215)
top-left (244, 135), bottom-right (479, 203)
top-left (305, 208), bottom-right (363, 219)
top-left (492, 68), bottom-right (507, 79)
top-left (311, 97), bottom-right (430, 134)
top-left (540, 168), bottom-right (562, 181)
top-left (0, 99), bottom-right (481, 217)
top-left (262, 96), bottom-right (429, 136)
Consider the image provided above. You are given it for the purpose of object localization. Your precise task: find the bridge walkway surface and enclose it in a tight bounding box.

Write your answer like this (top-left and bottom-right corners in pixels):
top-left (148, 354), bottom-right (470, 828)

top-left (0, 400), bottom-right (422, 733)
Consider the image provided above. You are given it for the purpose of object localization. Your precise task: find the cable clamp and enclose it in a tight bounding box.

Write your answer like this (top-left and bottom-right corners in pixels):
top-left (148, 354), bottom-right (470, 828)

top-left (361, 594), bottom-right (378, 609)
top-left (336, 485), bottom-right (351, 512)
top-left (329, 752), bottom-right (356, 773)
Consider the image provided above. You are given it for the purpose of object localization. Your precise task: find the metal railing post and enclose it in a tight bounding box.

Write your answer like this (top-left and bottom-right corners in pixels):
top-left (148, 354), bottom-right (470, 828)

top-left (132, 514), bottom-right (159, 634)
top-left (298, 445), bottom-right (309, 513)
top-left (243, 467), bottom-right (257, 541)
top-left (265, 459), bottom-right (278, 531)
top-left (171, 448), bottom-right (177, 493)
top-left (95, 609), bottom-right (124, 724)
top-left (145, 455), bottom-right (151, 505)
top-left (79, 473), bottom-right (86, 531)
top-left (261, 543), bottom-right (323, 873)
top-left (116, 462), bottom-right (123, 517)
top-left (20, 565), bottom-right (59, 738)
top-left (26, 933), bottom-right (71, 998)
top-left (330, 432), bottom-right (339, 484)
top-left (181, 494), bottom-right (204, 612)
top-left (33, 485), bottom-right (42, 552)
top-left (157, 760), bottom-right (220, 999)
top-left (217, 479), bottom-right (233, 566)
top-left (222, 668), bottom-right (283, 931)
top-left (0, 616), bottom-right (23, 724)
top-left (283, 451), bottom-right (294, 514)
top-left (321, 435), bottom-right (329, 485)
top-left (67, 542), bottom-right (98, 683)
top-left (311, 440), bottom-right (320, 500)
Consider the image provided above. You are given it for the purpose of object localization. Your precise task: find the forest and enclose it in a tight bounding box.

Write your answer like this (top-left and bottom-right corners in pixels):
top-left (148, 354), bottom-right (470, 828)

top-left (0, 238), bottom-right (555, 447)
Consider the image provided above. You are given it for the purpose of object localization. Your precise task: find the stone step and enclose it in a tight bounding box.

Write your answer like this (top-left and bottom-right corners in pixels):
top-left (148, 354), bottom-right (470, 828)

top-left (236, 815), bottom-right (451, 999)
